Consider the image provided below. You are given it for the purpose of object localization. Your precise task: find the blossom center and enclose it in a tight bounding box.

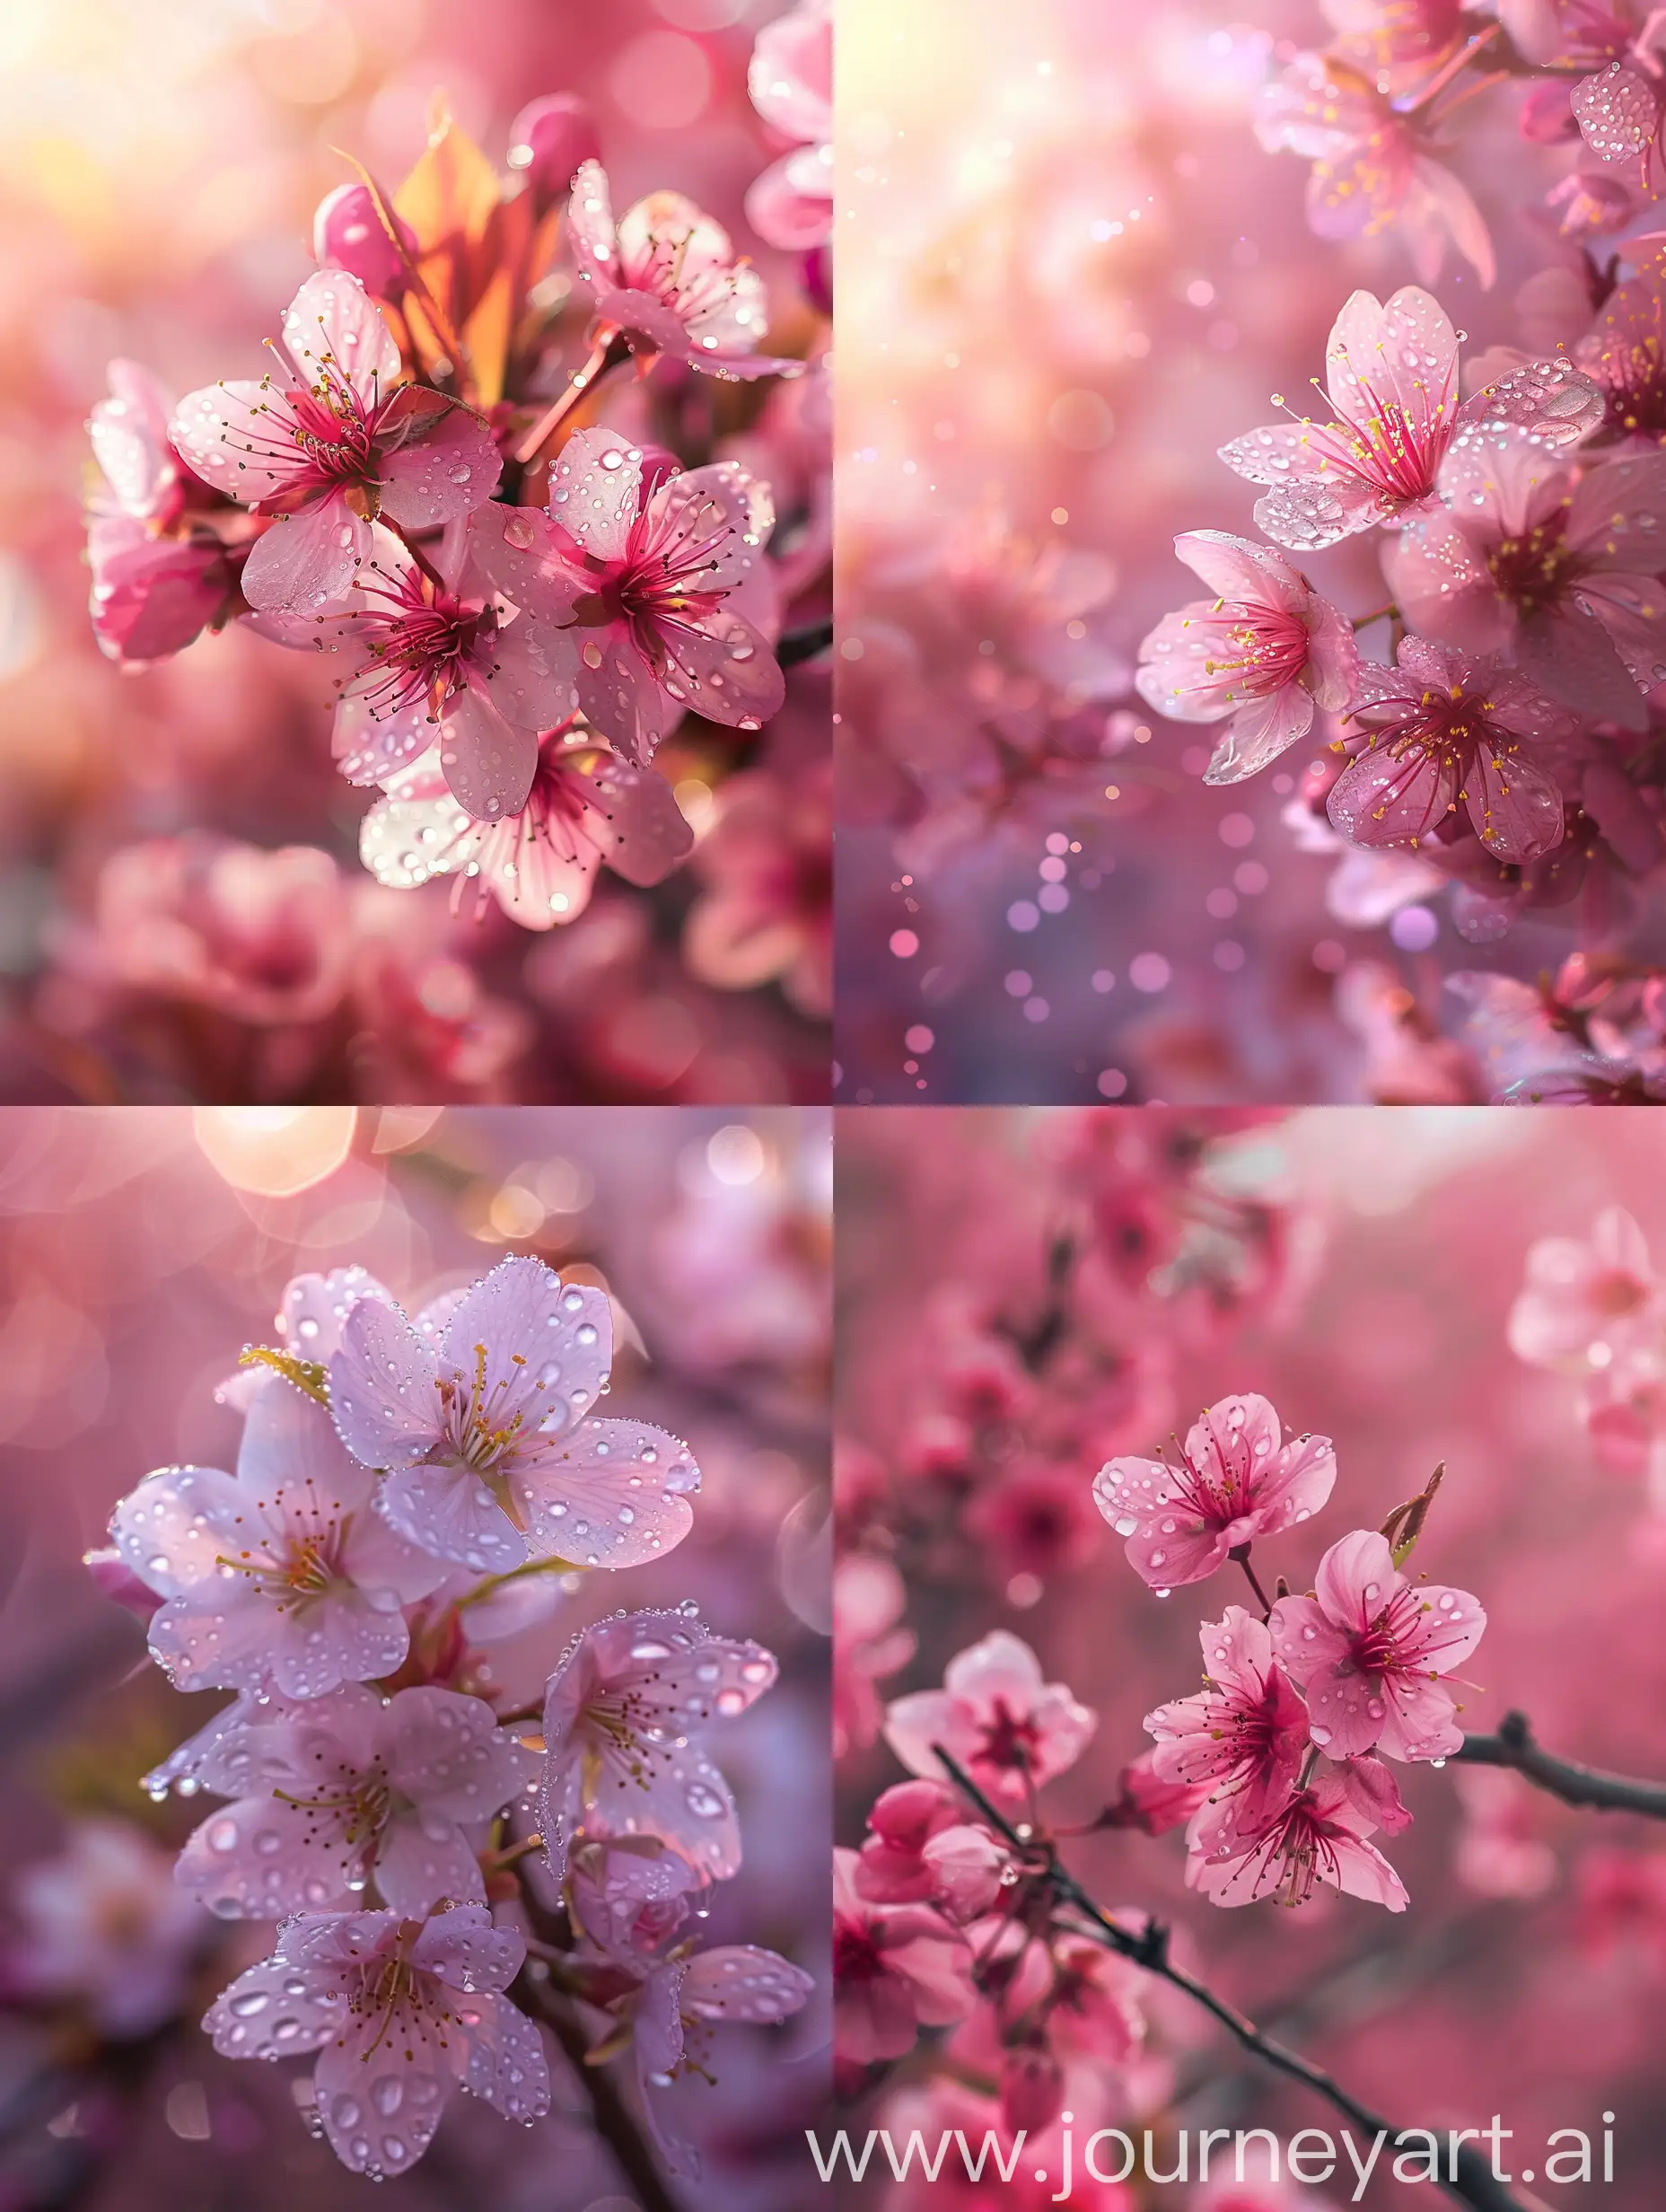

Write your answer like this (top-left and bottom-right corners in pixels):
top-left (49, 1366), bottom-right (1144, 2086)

top-left (1202, 602), bottom-right (1311, 700)
top-left (1486, 510), bottom-right (1584, 620)
top-left (975, 1697), bottom-right (1042, 1777)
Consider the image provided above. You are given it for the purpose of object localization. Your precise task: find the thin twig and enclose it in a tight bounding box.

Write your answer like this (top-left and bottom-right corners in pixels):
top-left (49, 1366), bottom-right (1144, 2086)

top-left (1454, 1712), bottom-right (1666, 1818)
top-left (932, 1744), bottom-right (1530, 2212)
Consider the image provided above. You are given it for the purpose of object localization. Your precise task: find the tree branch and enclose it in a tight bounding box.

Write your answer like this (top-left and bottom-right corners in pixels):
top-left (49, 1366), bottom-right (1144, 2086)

top-left (1454, 1711), bottom-right (1666, 1818)
top-left (933, 1745), bottom-right (1530, 2212)
top-left (511, 1966), bottom-right (682, 2212)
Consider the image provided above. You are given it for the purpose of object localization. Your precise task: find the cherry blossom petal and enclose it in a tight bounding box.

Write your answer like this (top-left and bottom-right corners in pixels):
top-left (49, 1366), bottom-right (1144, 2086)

top-left (376, 1461), bottom-right (529, 1574)
top-left (460, 1995), bottom-right (551, 2121)
top-left (1465, 737), bottom-right (1565, 861)
top-left (178, 1793), bottom-right (357, 1918)
top-left (237, 1382), bottom-right (373, 1516)
top-left (384, 1685), bottom-right (530, 1825)
top-left (1202, 688), bottom-right (1316, 785)
top-left (567, 159), bottom-right (619, 283)
top-left (483, 616), bottom-right (582, 730)
top-left (110, 1464), bottom-right (249, 1596)
top-left (376, 393), bottom-right (502, 528)
top-left (410, 1904), bottom-right (525, 1990)
top-left (436, 1259), bottom-right (610, 1440)
top-left (241, 496), bottom-right (373, 616)
top-left (169, 379), bottom-right (302, 505)
top-left (573, 631), bottom-right (671, 767)
top-left (581, 758), bottom-right (695, 886)
top-left (680, 1945), bottom-right (813, 2022)
top-left (439, 680), bottom-right (539, 821)
top-left (313, 2009), bottom-right (459, 2177)
top-left (374, 1809), bottom-right (487, 1914)
top-left (1328, 739), bottom-right (1460, 848)
top-left (330, 687), bottom-right (439, 786)
top-left (329, 1298), bottom-right (443, 1470)
top-left (203, 1957), bottom-right (344, 2059)
top-left (657, 608), bottom-right (785, 732)
top-left (280, 268), bottom-right (401, 396)
top-left (516, 1416), bottom-right (697, 1567)
top-left (548, 426), bottom-right (643, 564)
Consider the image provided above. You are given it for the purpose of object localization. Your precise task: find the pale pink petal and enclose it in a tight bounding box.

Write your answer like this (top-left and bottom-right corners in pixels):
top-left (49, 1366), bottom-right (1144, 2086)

top-left (1464, 737), bottom-right (1565, 862)
top-left (110, 1464), bottom-right (246, 1596)
top-left (373, 1809), bottom-right (486, 1914)
top-left (1383, 512), bottom-right (1508, 656)
top-left (574, 631), bottom-right (671, 767)
top-left (581, 759), bottom-right (695, 886)
top-left (170, 379), bottom-right (303, 505)
top-left (680, 1945), bottom-right (813, 2023)
top-left (1202, 687), bottom-right (1315, 785)
top-left (1328, 741), bottom-right (1460, 848)
top-left (384, 1684), bottom-right (530, 1825)
top-left (567, 159), bottom-right (619, 283)
top-left (483, 615), bottom-right (581, 729)
top-left (655, 607), bottom-right (785, 731)
top-left (745, 146), bottom-right (833, 250)
top-left (548, 426), bottom-right (643, 565)
top-left (439, 680), bottom-right (539, 821)
top-left (241, 496), bottom-right (373, 615)
top-left (410, 1906), bottom-right (524, 1990)
top-left (1374, 1675), bottom-right (1464, 1761)
top-left (237, 1382), bottom-right (373, 1515)
top-left (436, 1259), bottom-right (609, 1439)
top-left (204, 1957), bottom-right (344, 2059)
top-left (178, 1793), bottom-right (355, 1918)
top-left (313, 2006), bottom-right (460, 2175)
top-left (460, 1994), bottom-right (551, 2122)
top-left (377, 397), bottom-right (502, 528)
top-left (1314, 1530), bottom-right (1399, 1631)
top-left (1324, 286), bottom-right (1458, 442)
top-left (330, 688), bottom-right (439, 786)
top-left (516, 1415), bottom-right (697, 1567)
top-left (280, 268), bottom-right (401, 398)
top-left (329, 1298), bottom-right (441, 1470)
top-left (1173, 528), bottom-right (1307, 611)
top-left (376, 1461), bottom-right (529, 1574)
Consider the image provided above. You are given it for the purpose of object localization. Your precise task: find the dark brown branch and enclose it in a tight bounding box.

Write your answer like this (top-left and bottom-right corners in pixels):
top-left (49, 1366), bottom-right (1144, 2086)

top-left (933, 1745), bottom-right (1529, 2212)
top-left (1454, 1711), bottom-right (1666, 1818)
top-left (511, 1965), bottom-right (682, 2212)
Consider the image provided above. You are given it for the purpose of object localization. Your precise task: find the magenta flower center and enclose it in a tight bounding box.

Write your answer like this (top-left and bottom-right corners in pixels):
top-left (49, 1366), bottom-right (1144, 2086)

top-left (1486, 506), bottom-right (1585, 619)
top-left (1259, 1794), bottom-right (1346, 1909)
top-left (355, 566), bottom-right (490, 725)
top-left (217, 1515), bottom-right (348, 1608)
top-left (569, 487), bottom-right (736, 672)
top-left (1593, 1268), bottom-right (1648, 1316)
top-left (622, 226), bottom-right (738, 328)
top-left (1203, 601), bottom-right (1311, 698)
top-left (833, 1918), bottom-right (887, 1985)
top-left (1352, 679), bottom-right (1507, 776)
top-left (1335, 380), bottom-right (1447, 505)
top-left (975, 1696), bottom-right (1042, 1777)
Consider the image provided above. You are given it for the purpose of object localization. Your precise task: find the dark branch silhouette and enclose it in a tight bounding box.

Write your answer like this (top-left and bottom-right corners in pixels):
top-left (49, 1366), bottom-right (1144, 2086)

top-left (1455, 1711), bottom-right (1666, 1818)
top-left (932, 1745), bottom-right (1531, 2212)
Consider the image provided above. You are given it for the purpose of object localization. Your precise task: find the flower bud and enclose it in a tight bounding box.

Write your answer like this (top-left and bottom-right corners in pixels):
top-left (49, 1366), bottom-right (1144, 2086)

top-left (312, 182), bottom-right (417, 299)
top-left (506, 94), bottom-right (602, 208)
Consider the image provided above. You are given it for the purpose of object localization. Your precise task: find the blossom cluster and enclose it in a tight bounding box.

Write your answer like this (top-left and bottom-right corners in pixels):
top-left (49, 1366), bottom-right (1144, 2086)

top-left (835, 1109), bottom-right (1303, 1758)
top-left (20, 3), bottom-right (832, 1104)
top-left (80, 1253), bottom-right (810, 2181)
top-left (837, 1389), bottom-right (1486, 2141)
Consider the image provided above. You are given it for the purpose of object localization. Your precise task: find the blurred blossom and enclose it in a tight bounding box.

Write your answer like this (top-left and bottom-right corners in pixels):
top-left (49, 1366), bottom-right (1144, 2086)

top-left (10, 1820), bottom-right (206, 2038)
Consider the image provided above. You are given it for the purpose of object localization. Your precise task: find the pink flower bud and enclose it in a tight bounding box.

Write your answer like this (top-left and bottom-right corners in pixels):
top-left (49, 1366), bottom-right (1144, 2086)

top-left (1000, 2044), bottom-right (1065, 2136)
top-left (505, 94), bottom-right (601, 207)
top-left (311, 182), bottom-right (416, 299)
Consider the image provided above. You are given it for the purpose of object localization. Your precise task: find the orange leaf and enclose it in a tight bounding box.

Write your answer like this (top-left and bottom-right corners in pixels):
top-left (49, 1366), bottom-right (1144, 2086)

top-left (392, 100), bottom-right (505, 337)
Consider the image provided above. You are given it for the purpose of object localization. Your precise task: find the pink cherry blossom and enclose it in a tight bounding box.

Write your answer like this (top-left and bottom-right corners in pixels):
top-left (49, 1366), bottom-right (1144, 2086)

top-left (110, 1382), bottom-right (445, 1700)
top-left (1188, 1760), bottom-right (1411, 1910)
top-left (832, 1848), bottom-right (975, 2066)
top-left (171, 270), bottom-right (500, 614)
top-left (1144, 1605), bottom-right (1311, 1817)
top-left (539, 1606), bottom-right (776, 1881)
top-left (1135, 531), bottom-right (1359, 786)
top-left (1328, 636), bottom-right (1577, 863)
top-left (85, 360), bottom-right (235, 663)
top-left (1219, 287), bottom-right (1601, 550)
top-left (566, 1835), bottom-right (701, 1961)
top-left (592, 1931), bottom-right (812, 2178)
top-left (568, 160), bottom-right (804, 382)
top-left (1574, 259), bottom-right (1666, 440)
top-left (1269, 1528), bottom-right (1486, 1760)
top-left (360, 723), bottom-right (692, 926)
top-left (328, 1255), bottom-right (697, 1575)
top-left (856, 1779), bottom-right (1006, 1918)
top-left (882, 1629), bottom-right (1096, 1810)
top-left (1509, 1206), bottom-right (1662, 1370)
top-left (11, 1820), bottom-right (206, 2037)
top-left (475, 427), bottom-right (785, 766)
top-left (205, 1903), bottom-right (548, 2177)
top-left (176, 1681), bottom-right (530, 1918)
top-left (1255, 58), bottom-right (1495, 290)
top-left (683, 755), bottom-right (832, 1016)
top-left (745, 0), bottom-right (833, 251)
top-left (261, 517), bottom-right (581, 821)
top-left (1384, 426), bottom-right (1666, 731)
top-left (1092, 1393), bottom-right (1337, 1591)
top-left (1105, 1747), bottom-right (1215, 1836)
